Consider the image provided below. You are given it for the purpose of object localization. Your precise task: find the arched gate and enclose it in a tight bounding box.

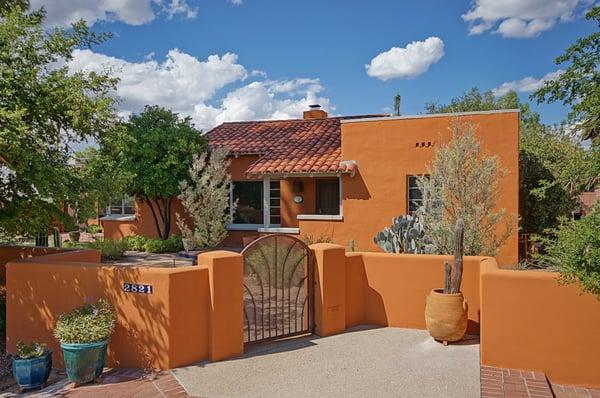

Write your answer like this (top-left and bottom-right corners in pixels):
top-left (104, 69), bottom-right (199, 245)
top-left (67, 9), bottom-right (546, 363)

top-left (241, 234), bottom-right (314, 345)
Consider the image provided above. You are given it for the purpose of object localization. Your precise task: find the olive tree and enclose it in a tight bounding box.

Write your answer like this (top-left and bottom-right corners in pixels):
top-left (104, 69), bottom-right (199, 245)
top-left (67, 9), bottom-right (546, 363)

top-left (417, 121), bottom-right (516, 256)
top-left (176, 147), bottom-right (236, 249)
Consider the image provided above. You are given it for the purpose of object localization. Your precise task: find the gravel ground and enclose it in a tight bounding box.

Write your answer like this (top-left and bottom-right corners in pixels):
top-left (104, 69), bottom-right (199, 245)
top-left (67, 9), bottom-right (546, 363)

top-left (173, 326), bottom-right (481, 398)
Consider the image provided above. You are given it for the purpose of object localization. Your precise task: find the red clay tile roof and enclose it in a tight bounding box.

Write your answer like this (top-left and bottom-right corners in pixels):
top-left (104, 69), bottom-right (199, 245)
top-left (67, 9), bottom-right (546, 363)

top-left (208, 115), bottom-right (386, 175)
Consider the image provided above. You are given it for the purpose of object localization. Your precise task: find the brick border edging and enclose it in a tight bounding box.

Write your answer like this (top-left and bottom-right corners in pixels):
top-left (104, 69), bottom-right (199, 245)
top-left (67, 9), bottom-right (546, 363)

top-left (153, 371), bottom-right (190, 397)
top-left (481, 365), bottom-right (553, 398)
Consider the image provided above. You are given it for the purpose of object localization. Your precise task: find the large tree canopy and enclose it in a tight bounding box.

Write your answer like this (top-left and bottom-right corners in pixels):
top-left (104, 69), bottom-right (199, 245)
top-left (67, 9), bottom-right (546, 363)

top-left (0, 3), bottom-right (119, 235)
top-left (103, 105), bottom-right (207, 240)
top-left (533, 6), bottom-right (600, 140)
top-left (425, 88), bottom-right (593, 234)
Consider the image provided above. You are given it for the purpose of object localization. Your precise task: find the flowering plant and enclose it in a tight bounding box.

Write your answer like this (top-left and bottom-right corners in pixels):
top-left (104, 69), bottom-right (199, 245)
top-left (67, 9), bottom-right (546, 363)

top-left (16, 341), bottom-right (47, 359)
top-left (54, 299), bottom-right (116, 344)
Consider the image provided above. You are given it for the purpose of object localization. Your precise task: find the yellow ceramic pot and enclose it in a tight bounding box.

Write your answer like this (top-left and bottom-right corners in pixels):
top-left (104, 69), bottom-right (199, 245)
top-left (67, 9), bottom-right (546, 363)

top-left (425, 288), bottom-right (468, 343)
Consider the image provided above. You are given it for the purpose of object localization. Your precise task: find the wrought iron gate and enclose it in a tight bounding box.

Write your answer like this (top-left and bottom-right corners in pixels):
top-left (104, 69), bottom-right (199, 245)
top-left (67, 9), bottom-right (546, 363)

top-left (241, 234), bottom-right (314, 345)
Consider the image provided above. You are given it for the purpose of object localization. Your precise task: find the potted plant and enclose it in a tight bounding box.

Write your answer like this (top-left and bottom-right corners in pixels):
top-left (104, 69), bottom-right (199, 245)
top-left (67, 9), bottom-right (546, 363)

top-left (12, 341), bottom-right (52, 391)
top-left (54, 300), bottom-right (116, 385)
top-left (424, 218), bottom-right (468, 345)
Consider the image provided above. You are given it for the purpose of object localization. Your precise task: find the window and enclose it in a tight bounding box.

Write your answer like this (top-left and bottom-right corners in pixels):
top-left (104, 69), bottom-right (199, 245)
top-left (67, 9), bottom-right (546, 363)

top-left (316, 179), bottom-right (340, 215)
top-left (103, 197), bottom-right (135, 217)
top-left (269, 180), bottom-right (281, 225)
top-left (407, 175), bottom-right (425, 214)
top-left (232, 181), bottom-right (263, 224)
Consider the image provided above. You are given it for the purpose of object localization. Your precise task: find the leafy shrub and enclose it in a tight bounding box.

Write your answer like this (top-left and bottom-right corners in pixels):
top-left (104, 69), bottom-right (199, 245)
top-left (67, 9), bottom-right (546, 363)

top-left (54, 300), bottom-right (116, 344)
top-left (86, 224), bottom-right (103, 234)
top-left (85, 239), bottom-right (127, 260)
top-left (540, 204), bottom-right (600, 298)
top-left (122, 235), bottom-right (148, 251)
top-left (143, 235), bottom-right (183, 253)
top-left (16, 341), bottom-right (47, 359)
top-left (300, 233), bottom-right (332, 246)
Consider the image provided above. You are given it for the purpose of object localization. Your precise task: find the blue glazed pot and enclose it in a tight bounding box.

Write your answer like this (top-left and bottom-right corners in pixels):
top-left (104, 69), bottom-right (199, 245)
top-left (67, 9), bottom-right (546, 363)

top-left (12, 350), bottom-right (52, 390)
top-left (60, 340), bottom-right (108, 384)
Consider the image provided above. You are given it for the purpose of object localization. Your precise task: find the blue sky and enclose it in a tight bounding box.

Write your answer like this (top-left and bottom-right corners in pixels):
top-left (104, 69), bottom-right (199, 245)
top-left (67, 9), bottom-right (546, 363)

top-left (37, 0), bottom-right (597, 129)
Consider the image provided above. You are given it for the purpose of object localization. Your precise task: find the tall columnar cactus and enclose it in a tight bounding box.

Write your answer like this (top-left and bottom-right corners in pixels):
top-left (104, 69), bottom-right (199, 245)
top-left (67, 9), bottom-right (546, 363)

top-left (443, 218), bottom-right (465, 294)
top-left (373, 214), bottom-right (431, 254)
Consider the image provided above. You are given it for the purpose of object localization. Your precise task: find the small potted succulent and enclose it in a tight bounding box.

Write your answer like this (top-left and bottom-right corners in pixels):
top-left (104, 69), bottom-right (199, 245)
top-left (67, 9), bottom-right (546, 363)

top-left (424, 218), bottom-right (468, 345)
top-left (12, 341), bottom-right (52, 391)
top-left (54, 300), bottom-right (116, 385)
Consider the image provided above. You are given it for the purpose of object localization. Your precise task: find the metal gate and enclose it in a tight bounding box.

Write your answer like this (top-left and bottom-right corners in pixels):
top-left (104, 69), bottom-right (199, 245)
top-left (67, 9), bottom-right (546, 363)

top-left (241, 234), bottom-right (314, 345)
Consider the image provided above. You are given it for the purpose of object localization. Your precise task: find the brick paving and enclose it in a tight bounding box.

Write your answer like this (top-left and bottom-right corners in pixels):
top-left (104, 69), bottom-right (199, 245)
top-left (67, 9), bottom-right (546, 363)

top-left (552, 384), bottom-right (600, 398)
top-left (481, 365), bottom-right (553, 398)
top-left (481, 366), bottom-right (600, 398)
top-left (6, 368), bottom-right (191, 398)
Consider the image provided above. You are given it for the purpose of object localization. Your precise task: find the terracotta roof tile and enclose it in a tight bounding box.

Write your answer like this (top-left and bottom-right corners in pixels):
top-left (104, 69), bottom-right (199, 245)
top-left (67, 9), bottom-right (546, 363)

top-left (208, 115), bottom-right (386, 175)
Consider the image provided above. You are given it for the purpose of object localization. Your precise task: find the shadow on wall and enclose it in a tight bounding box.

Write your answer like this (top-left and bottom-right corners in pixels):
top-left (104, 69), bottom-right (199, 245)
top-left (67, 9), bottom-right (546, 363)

top-left (344, 170), bottom-right (371, 201)
top-left (6, 248), bottom-right (209, 370)
top-left (0, 246), bottom-right (69, 286)
top-left (340, 251), bottom-right (482, 336)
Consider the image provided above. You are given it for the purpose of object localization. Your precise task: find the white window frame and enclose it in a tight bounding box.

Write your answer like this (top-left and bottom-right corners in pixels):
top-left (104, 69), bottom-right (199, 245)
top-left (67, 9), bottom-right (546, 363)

top-left (227, 177), bottom-right (281, 231)
top-left (100, 197), bottom-right (136, 221)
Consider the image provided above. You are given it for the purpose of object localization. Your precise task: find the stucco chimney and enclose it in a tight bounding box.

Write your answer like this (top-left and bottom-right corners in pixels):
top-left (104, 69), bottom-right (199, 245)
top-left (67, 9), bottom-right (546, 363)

top-left (303, 104), bottom-right (328, 120)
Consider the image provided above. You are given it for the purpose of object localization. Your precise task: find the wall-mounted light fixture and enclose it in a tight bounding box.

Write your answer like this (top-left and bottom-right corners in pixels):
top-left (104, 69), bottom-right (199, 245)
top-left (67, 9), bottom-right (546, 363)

top-left (293, 180), bottom-right (304, 193)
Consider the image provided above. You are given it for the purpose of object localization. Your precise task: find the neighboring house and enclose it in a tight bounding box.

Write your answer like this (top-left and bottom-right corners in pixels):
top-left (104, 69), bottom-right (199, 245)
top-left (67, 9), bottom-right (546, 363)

top-left (578, 188), bottom-right (600, 217)
top-left (101, 105), bottom-right (520, 265)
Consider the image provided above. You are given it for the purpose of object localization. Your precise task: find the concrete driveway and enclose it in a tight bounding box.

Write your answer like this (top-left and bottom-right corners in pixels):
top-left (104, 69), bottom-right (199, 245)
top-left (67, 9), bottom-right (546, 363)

top-left (173, 327), bottom-right (480, 398)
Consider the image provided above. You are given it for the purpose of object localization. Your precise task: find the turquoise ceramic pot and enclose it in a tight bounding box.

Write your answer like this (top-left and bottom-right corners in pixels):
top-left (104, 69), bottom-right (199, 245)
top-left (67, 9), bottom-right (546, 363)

top-left (60, 340), bottom-right (108, 384)
top-left (12, 351), bottom-right (52, 390)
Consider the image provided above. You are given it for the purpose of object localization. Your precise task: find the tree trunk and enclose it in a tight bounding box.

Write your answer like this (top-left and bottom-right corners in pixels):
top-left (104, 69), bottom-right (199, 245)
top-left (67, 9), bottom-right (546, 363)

top-left (143, 196), bottom-right (165, 240)
top-left (140, 196), bottom-right (173, 240)
top-left (161, 197), bottom-right (172, 240)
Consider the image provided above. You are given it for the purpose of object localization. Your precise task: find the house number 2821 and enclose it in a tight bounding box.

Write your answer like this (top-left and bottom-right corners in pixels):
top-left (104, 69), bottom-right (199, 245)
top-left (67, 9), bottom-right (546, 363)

top-left (123, 283), bottom-right (153, 294)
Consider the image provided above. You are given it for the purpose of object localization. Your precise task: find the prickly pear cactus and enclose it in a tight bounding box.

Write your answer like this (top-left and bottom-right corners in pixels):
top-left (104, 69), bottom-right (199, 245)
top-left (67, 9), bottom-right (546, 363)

top-left (373, 214), bottom-right (433, 254)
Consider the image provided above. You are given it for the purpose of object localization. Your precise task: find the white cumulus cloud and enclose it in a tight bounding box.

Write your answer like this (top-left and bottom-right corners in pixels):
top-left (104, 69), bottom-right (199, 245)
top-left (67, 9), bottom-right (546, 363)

top-left (492, 70), bottom-right (564, 96)
top-left (462, 0), bottom-right (592, 38)
top-left (66, 49), bottom-right (333, 130)
top-left (31, 0), bottom-right (198, 27)
top-left (365, 37), bottom-right (445, 81)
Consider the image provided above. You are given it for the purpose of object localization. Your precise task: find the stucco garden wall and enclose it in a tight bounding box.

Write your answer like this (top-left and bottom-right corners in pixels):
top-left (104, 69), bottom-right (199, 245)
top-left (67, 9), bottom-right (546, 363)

top-left (5, 248), bottom-right (217, 369)
top-left (5, 243), bottom-right (599, 387)
top-left (479, 259), bottom-right (600, 387)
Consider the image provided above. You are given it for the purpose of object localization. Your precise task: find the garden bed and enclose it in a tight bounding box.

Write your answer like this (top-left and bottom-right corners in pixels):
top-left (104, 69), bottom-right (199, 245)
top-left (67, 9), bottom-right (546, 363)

top-left (103, 251), bottom-right (195, 268)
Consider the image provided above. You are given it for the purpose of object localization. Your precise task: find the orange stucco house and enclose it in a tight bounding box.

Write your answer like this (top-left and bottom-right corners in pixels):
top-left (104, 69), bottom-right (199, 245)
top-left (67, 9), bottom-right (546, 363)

top-left (102, 106), bottom-right (520, 265)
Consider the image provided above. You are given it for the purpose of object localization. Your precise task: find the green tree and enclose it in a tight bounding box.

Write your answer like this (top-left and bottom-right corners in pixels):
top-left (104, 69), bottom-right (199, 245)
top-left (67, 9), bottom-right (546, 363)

top-left (425, 88), bottom-right (592, 234)
top-left (105, 106), bottom-right (207, 240)
top-left (533, 6), bottom-right (600, 140)
top-left (0, 3), bottom-right (119, 235)
top-left (68, 147), bottom-right (131, 226)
